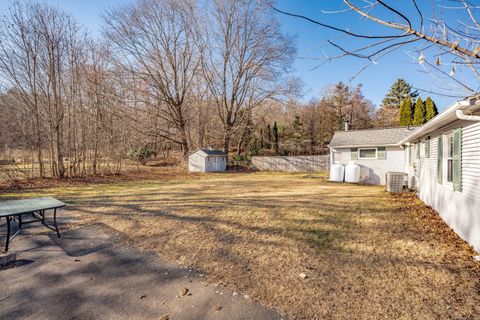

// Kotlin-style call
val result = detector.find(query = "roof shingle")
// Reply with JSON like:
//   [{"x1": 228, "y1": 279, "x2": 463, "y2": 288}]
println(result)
[
  {"x1": 329, "y1": 127, "x2": 418, "y2": 148},
  {"x1": 196, "y1": 149, "x2": 227, "y2": 156}
]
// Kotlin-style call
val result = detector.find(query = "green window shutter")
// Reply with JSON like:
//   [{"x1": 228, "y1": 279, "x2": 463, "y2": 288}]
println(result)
[
  {"x1": 416, "y1": 143, "x2": 420, "y2": 159},
  {"x1": 351, "y1": 148, "x2": 358, "y2": 160},
  {"x1": 437, "y1": 136, "x2": 443, "y2": 184},
  {"x1": 453, "y1": 128, "x2": 462, "y2": 192},
  {"x1": 426, "y1": 138, "x2": 430, "y2": 158},
  {"x1": 377, "y1": 147, "x2": 386, "y2": 159}
]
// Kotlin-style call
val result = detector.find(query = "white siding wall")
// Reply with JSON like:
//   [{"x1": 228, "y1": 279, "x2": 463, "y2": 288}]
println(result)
[
  {"x1": 405, "y1": 143, "x2": 419, "y2": 189},
  {"x1": 188, "y1": 153, "x2": 205, "y2": 172},
  {"x1": 189, "y1": 152, "x2": 227, "y2": 172},
  {"x1": 204, "y1": 156, "x2": 227, "y2": 172},
  {"x1": 330, "y1": 146, "x2": 406, "y2": 185},
  {"x1": 415, "y1": 120, "x2": 480, "y2": 252}
]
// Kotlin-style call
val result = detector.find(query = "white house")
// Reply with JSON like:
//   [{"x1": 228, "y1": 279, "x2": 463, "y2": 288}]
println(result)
[
  {"x1": 188, "y1": 149, "x2": 227, "y2": 173},
  {"x1": 329, "y1": 127, "x2": 417, "y2": 185},
  {"x1": 329, "y1": 95, "x2": 480, "y2": 252},
  {"x1": 399, "y1": 95, "x2": 480, "y2": 252}
]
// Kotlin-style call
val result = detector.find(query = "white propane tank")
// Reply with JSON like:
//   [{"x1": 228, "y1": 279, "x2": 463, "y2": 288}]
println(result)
[
  {"x1": 329, "y1": 162, "x2": 345, "y2": 182},
  {"x1": 345, "y1": 161, "x2": 361, "y2": 183}
]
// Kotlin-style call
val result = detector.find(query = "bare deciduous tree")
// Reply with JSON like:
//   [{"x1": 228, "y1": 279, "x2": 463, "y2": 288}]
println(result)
[
  {"x1": 200, "y1": 0, "x2": 295, "y2": 159},
  {"x1": 0, "y1": 1, "x2": 86, "y2": 178},
  {"x1": 103, "y1": 0, "x2": 201, "y2": 157}
]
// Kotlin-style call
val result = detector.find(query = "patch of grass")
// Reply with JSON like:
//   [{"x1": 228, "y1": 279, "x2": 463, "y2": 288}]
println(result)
[{"x1": 2, "y1": 172, "x2": 480, "y2": 319}]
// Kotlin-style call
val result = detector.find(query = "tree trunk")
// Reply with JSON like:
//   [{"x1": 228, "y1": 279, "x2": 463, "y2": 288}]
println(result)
[
  {"x1": 236, "y1": 123, "x2": 248, "y2": 155},
  {"x1": 56, "y1": 123, "x2": 65, "y2": 179},
  {"x1": 223, "y1": 125, "x2": 232, "y2": 164},
  {"x1": 178, "y1": 113, "x2": 189, "y2": 158},
  {"x1": 180, "y1": 132, "x2": 189, "y2": 158}
]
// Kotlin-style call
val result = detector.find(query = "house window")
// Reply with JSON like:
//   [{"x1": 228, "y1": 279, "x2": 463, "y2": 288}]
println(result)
[
  {"x1": 445, "y1": 133, "x2": 454, "y2": 183},
  {"x1": 359, "y1": 148, "x2": 377, "y2": 159}
]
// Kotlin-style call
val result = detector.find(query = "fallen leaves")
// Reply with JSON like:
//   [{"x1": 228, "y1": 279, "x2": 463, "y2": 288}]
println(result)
[{"x1": 14, "y1": 172, "x2": 480, "y2": 319}]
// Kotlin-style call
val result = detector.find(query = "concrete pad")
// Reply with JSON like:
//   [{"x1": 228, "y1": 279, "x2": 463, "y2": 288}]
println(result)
[
  {"x1": 0, "y1": 252, "x2": 16, "y2": 266},
  {"x1": 0, "y1": 224, "x2": 285, "y2": 320}
]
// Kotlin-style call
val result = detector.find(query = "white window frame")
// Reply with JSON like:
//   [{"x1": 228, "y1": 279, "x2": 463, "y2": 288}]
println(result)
[
  {"x1": 443, "y1": 132, "x2": 454, "y2": 188},
  {"x1": 419, "y1": 141, "x2": 425, "y2": 158},
  {"x1": 358, "y1": 148, "x2": 377, "y2": 159}
]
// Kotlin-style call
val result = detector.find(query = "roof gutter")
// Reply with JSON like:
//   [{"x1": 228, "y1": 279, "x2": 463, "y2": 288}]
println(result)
[
  {"x1": 456, "y1": 109, "x2": 480, "y2": 121},
  {"x1": 330, "y1": 144, "x2": 400, "y2": 149}
]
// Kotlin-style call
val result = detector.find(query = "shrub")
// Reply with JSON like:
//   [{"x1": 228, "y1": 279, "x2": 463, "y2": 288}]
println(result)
[
  {"x1": 127, "y1": 146, "x2": 156, "y2": 165},
  {"x1": 233, "y1": 154, "x2": 251, "y2": 167}
]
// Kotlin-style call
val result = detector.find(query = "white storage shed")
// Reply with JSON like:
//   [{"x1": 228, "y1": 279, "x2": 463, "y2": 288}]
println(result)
[{"x1": 188, "y1": 149, "x2": 227, "y2": 173}]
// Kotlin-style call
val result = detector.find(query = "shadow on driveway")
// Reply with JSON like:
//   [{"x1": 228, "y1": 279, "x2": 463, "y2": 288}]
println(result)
[{"x1": 0, "y1": 224, "x2": 284, "y2": 320}]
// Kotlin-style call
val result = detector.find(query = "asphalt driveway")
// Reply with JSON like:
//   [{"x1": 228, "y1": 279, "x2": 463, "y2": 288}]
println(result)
[{"x1": 0, "y1": 223, "x2": 283, "y2": 320}]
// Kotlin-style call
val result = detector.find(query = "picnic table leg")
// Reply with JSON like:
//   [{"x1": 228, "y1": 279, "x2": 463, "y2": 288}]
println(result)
[
  {"x1": 4, "y1": 216, "x2": 11, "y2": 252},
  {"x1": 53, "y1": 208, "x2": 61, "y2": 238}
]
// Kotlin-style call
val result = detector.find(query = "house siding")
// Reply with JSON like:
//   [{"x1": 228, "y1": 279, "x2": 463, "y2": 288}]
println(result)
[
  {"x1": 414, "y1": 119, "x2": 480, "y2": 252},
  {"x1": 188, "y1": 153, "x2": 205, "y2": 172},
  {"x1": 330, "y1": 146, "x2": 405, "y2": 185}
]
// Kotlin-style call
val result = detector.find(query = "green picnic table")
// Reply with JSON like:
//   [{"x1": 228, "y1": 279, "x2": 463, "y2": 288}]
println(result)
[{"x1": 0, "y1": 197, "x2": 66, "y2": 252}]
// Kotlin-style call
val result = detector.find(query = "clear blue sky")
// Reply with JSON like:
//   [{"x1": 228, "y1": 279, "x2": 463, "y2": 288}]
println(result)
[
  {"x1": 274, "y1": 0, "x2": 475, "y2": 110},
  {"x1": 0, "y1": 0, "x2": 473, "y2": 110}
]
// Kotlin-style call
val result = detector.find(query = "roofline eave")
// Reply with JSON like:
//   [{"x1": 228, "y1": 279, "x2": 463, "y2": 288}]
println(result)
[{"x1": 329, "y1": 144, "x2": 401, "y2": 149}]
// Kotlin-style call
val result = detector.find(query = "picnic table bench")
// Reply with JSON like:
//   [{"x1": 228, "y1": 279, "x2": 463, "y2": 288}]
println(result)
[{"x1": 0, "y1": 197, "x2": 65, "y2": 252}]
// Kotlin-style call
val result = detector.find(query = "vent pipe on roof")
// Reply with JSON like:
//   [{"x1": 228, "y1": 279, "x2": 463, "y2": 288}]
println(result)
[{"x1": 344, "y1": 121, "x2": 349, "y2": 131}]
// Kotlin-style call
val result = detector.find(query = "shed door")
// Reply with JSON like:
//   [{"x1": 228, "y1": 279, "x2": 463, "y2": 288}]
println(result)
[
  {"x1": 211, "y1": 157, "x2": 216, "y2": 171},
  {"x1": 212, "y1": 157, "x2": 224, "y2": 171}
]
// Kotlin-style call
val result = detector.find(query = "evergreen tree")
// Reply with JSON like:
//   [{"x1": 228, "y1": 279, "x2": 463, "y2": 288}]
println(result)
[
  {"x1": 381, "y1": 79, "x2": 418, "y2": 108},
  {"x1": 425, "y1": 97, "x2": 438, "y2": 121},
  {"x1": 272, "y1": 122, "x2": 279, "y2": 154},
  {"x1": 284, "y1": 115, "x2": 304, "y2": 155},
  {"x1": 326, "y1": 81, "x2": 351, "y2": 130},
  {"x1": 266, "y1": 124, "x2": 272, "y2": 149},
  {"x1": 259, "y1": 128, "x2": 265, "y2": 149},
  {"x1": 412, "y1": 97, "x2": 426, "y2": 125},
  {"x1": 249, "y1": 138, "x2": 259, "y2": 156},
  {"x1": 399, "y1": 99, "x2": 414, "y2": 126}
]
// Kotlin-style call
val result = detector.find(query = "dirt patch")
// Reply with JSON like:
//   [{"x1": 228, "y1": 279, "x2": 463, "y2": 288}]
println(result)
[{"x1": 4, "y1": 173, "x2": 480, "y2": 319}]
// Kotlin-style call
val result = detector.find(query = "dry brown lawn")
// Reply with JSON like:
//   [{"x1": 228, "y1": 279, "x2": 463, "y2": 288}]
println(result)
[{"x1": 2, "y1": 172, "x2": 480, "y2": 319}]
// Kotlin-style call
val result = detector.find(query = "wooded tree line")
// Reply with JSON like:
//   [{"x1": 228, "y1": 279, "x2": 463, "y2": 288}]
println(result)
[
  {"x1": 249, "y1": 81, "x2": 376, "y2": 156},
  {"x1": 0, "y1": 1, "x2": 441, "y2": 179},
  {"x1": 0, "y1": 0, "x2": 295, "y2": 178},
  {"x1": 249, "y1": 79, "x2": 437, "y2": 157},
  {"x1": 377, "y1": 79, "x2": 438, "y2": 128}
]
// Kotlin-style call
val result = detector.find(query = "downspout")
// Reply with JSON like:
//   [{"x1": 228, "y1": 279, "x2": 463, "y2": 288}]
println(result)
[{"x1": 456, "y1": 109, "x2": 480, "y2": 121}]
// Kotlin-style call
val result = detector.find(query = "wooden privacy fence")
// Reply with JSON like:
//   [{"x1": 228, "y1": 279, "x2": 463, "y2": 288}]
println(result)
[{"x1": 252, "y1": 155, "x2": 330, "y2": 172}]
